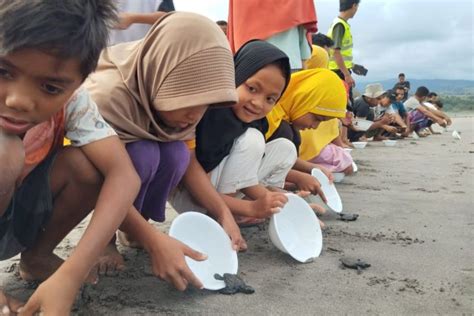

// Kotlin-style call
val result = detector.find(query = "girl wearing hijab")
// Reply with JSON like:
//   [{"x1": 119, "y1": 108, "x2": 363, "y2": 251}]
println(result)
[
  {"x1": 265, "y1": 68, "x2": 347, "y2": 195},
  {"x1": 170, "y1": 40, "x2": 296, "y2": 226},
  {"x1": 299, "y1": 46, "x2": 354, "y2": 174},
  {"x1": 85, "y1": 12, "x2": 244, "y2": 290}
]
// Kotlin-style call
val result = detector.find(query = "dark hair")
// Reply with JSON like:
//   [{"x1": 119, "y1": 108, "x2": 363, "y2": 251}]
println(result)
[
  {"x1": 312, "y1": 33, "x2": 334, "y2": 48},
  {"x1": 433, "y1": 100, "x2": 443, "y2": 108},
  {"x1": 216, "y1": 20, "x2": 228, "y2": 26},
  {"x1": 158, "y1": 0, "x2": 175, "y2": 12},
  {"x1": 340, "y1": 0, "x2": 360, "y2": 12},
  {"x1": 0, "y1": 0, "x2": 117, "y2": 79},
  {"x1": 415, "y1": 86, "x2": 430, "y2": 97},
  {"x1": 385, "y1": 89, "x2": 397, "y2": 103},
  {"x1": 427, "y1": 92, "x2": 438, "y2": 98},
  {"x1": 398, "y1": 73, "x2": 405, "y2": 77}
]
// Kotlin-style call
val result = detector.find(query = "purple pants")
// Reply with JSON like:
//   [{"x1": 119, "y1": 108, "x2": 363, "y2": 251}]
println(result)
[{"x1": 126, "y1": 140, "x2": 190, "y2": 222}]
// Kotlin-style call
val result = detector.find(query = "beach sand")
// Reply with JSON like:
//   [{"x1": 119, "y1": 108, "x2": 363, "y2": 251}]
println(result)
[{"x1": 1, "y1": 116, "x2": 473, "y2": 315}]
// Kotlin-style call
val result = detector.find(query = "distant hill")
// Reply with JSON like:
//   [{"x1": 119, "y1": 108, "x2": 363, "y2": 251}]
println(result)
[{"x1": 357, "y1": 79, "x2": 474, "y2": 96}]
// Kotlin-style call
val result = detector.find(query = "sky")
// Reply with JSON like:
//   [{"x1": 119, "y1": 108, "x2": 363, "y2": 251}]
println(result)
[{"x1": 173, "y1": 0, "x2": 474, "y2": 82}]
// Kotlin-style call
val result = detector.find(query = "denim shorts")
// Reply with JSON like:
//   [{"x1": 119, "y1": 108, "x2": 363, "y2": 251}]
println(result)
[{"x1": 0, "y1": 153, "x2": 56, "y2": 260}]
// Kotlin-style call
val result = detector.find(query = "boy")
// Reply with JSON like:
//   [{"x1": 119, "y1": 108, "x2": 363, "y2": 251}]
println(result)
[
  {"x1": 327, "y1": 0, "x2": 360, "y2": 103},
  {"x1": 0, "y1": 1, "x2": 141, "y2": 314},
  {"x1": 404, "y1": 86, "x2": 446, "y2": 136},
  {"x1": 393, "y1": 73, "x2": 410, "y2": 101}
]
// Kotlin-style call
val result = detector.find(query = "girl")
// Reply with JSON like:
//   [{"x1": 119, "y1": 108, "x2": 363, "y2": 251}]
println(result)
[
  {"x1": 265, "y1": 68, "x2": 348, "y2": 192},
  {"x1": 170, "y1": 40, "x2": 295, "y2": 226},
  {"x1": 86, "y1": 12, "x2": 244, "y2": 290},
  {"x1": 299, "y1": 45, "x2": 354, "y2": 174}
]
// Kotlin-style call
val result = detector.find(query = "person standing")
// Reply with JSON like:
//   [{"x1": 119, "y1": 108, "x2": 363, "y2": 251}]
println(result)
[
  {"x1": 393, "y1": 73, "x2": 411, "y2": 101},
  {"x1": 327, "y1": 0, "x2": 360, "y2": 103}
]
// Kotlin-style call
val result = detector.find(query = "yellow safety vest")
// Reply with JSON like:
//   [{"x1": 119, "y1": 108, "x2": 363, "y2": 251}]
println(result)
[{"x1": 327, "y1": 17, "x2": 353, "y2": 71}]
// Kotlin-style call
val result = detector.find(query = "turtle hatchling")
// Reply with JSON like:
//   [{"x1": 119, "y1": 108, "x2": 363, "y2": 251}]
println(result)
[
  {"x1": 214, "y1": 273, "x2": 255, "y2": 295},
  {"x1": 340, "y1": 257, "x2": 371, "y2": 274}
]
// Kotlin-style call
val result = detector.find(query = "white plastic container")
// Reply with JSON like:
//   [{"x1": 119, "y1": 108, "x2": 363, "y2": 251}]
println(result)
[
  {"x1": 306, "y1": 168, "x2": 343, "y2": 213},
  {"x1": 333, "y1": 172, "x2": 345, "y2": 183},
  {"x1": 269, "y1": 193, "x2": 322, "y2": 262},
  {"x1": 169, "y1": 212, "x2": 238, "y2": 290},
  {"x1": 383, "y1": 140, "x2": 398, "y2": 147},
  {"x1": 352, "y1": 118, "x2": 373, "y2": 131},
  {"x1": 352, "y1": 141, "x2": 368, "y2": 149}
]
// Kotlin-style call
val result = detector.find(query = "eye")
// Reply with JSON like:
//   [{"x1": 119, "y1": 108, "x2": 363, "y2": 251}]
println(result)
[
  {"x1": 247, "y1": 84, "x2": 257, "y2": 93},
  {"x1": 41, "y1": 83, "x2": 64, "y2": 95},
  {"x1": 266, "y1": 96, "x2": 277, "y2": 105},
  {"x1": 0, "y1": 67, "x2": 13, "y2": 79}
]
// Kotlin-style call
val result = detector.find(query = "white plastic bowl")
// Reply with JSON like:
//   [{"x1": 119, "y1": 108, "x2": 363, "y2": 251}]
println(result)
[
  {"x1": 307, "y1": 168, "x2": 343, "y2": 213},
  {"x1": 169, "y1": 212, "x2": 238, "y2": 290},
  {"x1": 269, "y1": 193, "x2": 322, "y2": 262},
  {"x1": 352, "y1": 119, "x2": 373, "y2": 131},
  {"x1": 352, "y1": 161, "x2": 358, "y2": 173},
  {"x1": 333, "y1": 172, "x2": 345, "y2": 183},
  {"x1": 344, "y1": 148, "x2": 353, "y2": 153},
  {"x1": 352, "y1": 141, "x2": 368, "y2": 149},
  {"x1": 452, "y1": 130, "x2": 462, "y2": 140},
  {"x1": 383, "y1": 140, "x2": 398, "y2": 147}
]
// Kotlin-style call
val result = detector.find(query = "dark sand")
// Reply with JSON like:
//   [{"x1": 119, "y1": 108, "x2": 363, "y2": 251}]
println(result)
[{"x1": 1, "y1": 117, "x2": 473, "y2": 315}]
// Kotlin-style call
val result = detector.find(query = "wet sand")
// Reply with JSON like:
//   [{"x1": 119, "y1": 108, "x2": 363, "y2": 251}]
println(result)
[{"x1": 1, "y1": 116, "x2": 473, "y2": 315}]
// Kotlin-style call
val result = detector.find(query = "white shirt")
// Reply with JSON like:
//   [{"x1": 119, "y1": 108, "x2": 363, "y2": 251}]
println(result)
[
  {"x1": 109, "y1": 0, "x2": 163, "y2": 45},
  {"x1": 403, "y1": 96, "x2": 422, "y2": 112}
]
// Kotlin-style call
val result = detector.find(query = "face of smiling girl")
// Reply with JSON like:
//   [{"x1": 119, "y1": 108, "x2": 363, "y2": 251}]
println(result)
[{"x1": 232, "y1": 64, "x2": 286, "y2": 123}]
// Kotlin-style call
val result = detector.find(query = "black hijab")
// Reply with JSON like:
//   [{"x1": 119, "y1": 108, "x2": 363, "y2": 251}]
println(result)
[{"x1": 196, "y1": 40, "x2": 291, "y2": 172}]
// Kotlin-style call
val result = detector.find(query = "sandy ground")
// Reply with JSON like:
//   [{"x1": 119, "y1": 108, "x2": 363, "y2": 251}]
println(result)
[{"x1": 1, "y1": 116, "x2": 473, "y2": 315}]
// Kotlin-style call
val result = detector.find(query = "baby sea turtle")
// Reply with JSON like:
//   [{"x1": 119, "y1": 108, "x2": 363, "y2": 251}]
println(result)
[
  {"x1": 338, "y1": 213, "x2": 359, "y2": 221},
  {"x1": 340, "y1": 257, "x2": 371, "y2": 274},
  {"x1": 214, "y1": 273, "x2": 255, "y2": 295}
]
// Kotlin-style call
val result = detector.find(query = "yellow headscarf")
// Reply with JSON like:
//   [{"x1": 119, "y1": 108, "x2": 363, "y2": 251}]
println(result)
[
  {"x1": 265, "y1": 68, "x2": 346, "y2": 139},
  {"x1": 299, "y1": 46, "x2": 340, "y2": 160},
  {"x1": 305, "y1": 45, "x2": 329, "y2": 69}
]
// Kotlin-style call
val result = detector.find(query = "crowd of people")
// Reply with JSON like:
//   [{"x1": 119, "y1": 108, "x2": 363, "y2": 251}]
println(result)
[{"x1": 0, "y1": 0, "x2": 453, "y2": 314}]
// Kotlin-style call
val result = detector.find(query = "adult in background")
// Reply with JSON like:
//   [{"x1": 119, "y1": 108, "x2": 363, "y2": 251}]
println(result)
[
  {"x1": 327, "y1": 0, "x2": 360, "y2": 104},
  {"x1": 227, "y1": 0, "x2": 317, "y2": 72},
  {"x1": 110, "y1": 0, "x2": 175, "y2": 46},
  {"x1": 216, "y1": 20, "x2": 228, "y2": 35},
  {"x1": 393, "y1": 73, "x2": 410, "y2": 101}
]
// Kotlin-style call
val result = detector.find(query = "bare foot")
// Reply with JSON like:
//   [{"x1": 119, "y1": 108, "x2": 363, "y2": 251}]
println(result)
[
  {"x1": 117, "y1": 230, "x2": 143, "y2": 249},
  {"x1": 0, "y1": 290, "x2": 24, "y2": 315},
  {"x1": 309, "y1": 203, "x2": 326, "y2": 215},
  {"x1": 20, "y1": 251, "x2": 98, "y2": 284},
  {"x1": 95, "y1": 242, "x2": 125, "y2": 277},
  {"x1": 19, "y1": 251, "x2": 64, "y2": 283}
]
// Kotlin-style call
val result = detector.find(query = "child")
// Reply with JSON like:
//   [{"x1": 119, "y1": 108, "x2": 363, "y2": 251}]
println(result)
[
  {"x1": 0, "y1": 1, "x2": 141, "y2": 314},
  {"x1": 86, "y1": 12, "x2": 246, "y2": 285},
  {"x1": 170, "y1": 40, "x2": 295, "y2": 226},
  {"x1": 265, "y1": 68, "x2": 347, "y2": 195},
  {"x1": 404, "y1": 86, "x2": 446, "y2": 136}
]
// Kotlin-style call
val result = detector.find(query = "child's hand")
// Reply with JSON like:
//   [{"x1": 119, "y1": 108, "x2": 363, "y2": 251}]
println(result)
[
  {"x1": 293, "y1": 173, "x2": 327, "y2": 203},
  {"x1": 217, "y1": 213, "x2": 248, "y2": 251},
  {"x1": 252, "y1": 192, "x2": 288, "y2": 218},
  {"x1": 315, "y1": 165, "x2": 334, "y2": 184},
  {"x1": 384, "y1": 125, "x2": 398, "y2": 133},
  {"x1": 18, "y1": 270, "x2": 79, "y2": 316},
  {"x1": 148, "y1": 234, "x2": 206, "y2": 291},
  {"x1": 0, "y1": 290, "x2": 23, "y2": 315},
  {"x1": 114, "y1": 13, "x2": 134, "y2": 30}
]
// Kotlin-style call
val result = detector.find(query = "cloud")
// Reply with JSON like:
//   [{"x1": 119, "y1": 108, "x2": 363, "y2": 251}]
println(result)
[{"x1": 174, "y1": 0, "x2": 474, "y2": 81}]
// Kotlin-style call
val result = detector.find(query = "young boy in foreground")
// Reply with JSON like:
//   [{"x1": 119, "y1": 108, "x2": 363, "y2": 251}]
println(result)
[{"x1": 0, "y1": 1, "x2": 140, "y2": 314}]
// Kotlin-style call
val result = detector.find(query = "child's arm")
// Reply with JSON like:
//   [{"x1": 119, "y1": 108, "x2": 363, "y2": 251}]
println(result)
[
  {"x1": 119, "y1": 206, "x2": 205, "y2": 291},
  {"x1": 114, "y1": 11, "x2": 166, "y2": 30},
  {"x1": 182, "y1": 151, "x2": 246, "y2": 250},
  {"x1": 285, "y1": 169, "x2": 327, "y2": 202},
  {"x1": 20, "y1": 136, "x2": 140, "y2": 315},
  {"x1": 293, "y1": 158, "x2": 334, "y2": 183},
  {"x1": 0, "y1": 131, "x2": 24, "y2": 215}
]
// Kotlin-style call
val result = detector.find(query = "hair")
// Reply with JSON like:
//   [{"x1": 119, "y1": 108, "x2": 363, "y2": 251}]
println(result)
[
  {"x1": 312, "y1": 33, "x2": 334, "y2": 48},
  {"x1": 415, "y1": 86, "x2": 430, "y2": 97},
  {"x1": 340, "y1": 0, "x2": 360, "y2": 12},
  {"x1": 385, "y1": 89, "x2": 397, "y2": 103},
  {"x1": 427, "y1": 92, "x2": 438, "y2": 98},
  {"x1": 398, "y1": 73, "x2": 405, "y2": 77},
  {"x1": 0, "y1": 0, "x2": 117, "y2": 79},
  {"x1": 433, "y1": 100, "x2": 443, "y2": 109},
  {"x1": 216, "y1": 20, "x2": 228, "y2": 26}
]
